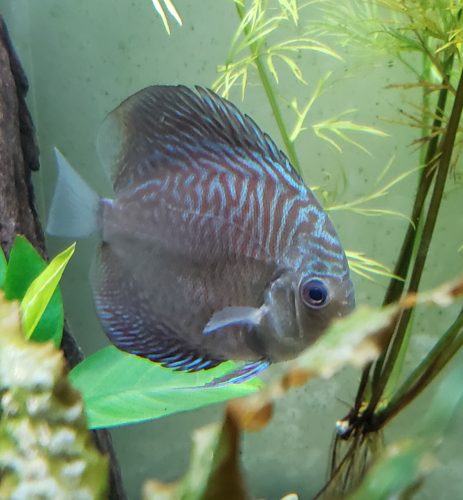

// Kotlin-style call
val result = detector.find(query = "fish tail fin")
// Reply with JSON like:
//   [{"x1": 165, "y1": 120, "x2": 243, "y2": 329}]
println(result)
[{"x1": 46, "y1": 147, "x2": 100, "y2": 238}]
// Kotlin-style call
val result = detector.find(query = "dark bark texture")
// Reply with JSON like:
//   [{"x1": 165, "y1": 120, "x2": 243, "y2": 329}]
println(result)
[{"x1": 0, "y1": 16, "x2": 127, "y2": 500}]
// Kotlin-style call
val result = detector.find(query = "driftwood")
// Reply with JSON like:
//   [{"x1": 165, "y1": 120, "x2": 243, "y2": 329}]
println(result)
[{"x1": 0, "y1": 16, "x2": 127, "y2": 500}]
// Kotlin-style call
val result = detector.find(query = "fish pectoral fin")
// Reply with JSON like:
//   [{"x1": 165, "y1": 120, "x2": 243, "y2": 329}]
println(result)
[
  {"x1": 205, "y1": 360, "x2": 270, "y2": 387},
  {"x1": 202, "y1": 305, "x2": 268, "y2": 336}
]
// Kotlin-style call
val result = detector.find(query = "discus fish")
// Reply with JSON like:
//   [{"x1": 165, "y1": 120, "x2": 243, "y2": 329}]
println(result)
[{"x1": 47, "y1": 85, "x2": 355, "y2": 385}]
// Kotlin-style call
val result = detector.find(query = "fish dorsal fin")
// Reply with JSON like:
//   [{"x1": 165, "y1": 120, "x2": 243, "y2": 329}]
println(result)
[{"x1": 97, "y1": 85, "x2": 301, "y2": 192}]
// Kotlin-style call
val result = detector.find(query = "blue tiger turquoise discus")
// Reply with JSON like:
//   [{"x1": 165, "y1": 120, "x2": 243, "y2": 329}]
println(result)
[{"x1": 47, "y1": 85, "x2": 355, "y2": 384}]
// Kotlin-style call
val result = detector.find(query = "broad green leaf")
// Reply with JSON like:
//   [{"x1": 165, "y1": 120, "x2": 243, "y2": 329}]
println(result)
[
  {"x1": 4, "y1": 236, "x2": 45, "y2": 299},
  {"x1": 3, "y1": 236, "x2": 65, "y2": 346},
  {"x1": 70, "y1": 347, "x2": 263, "y2": 429},
  {"x1": 26, "y1": 290, "x2": 63, "y2": 345},
  {"x1": 21, "y1": 243, "x2": 75, "y2": 340},
  {"x1": 0, "y1": 246, "x2": 6, "y2": 288}
]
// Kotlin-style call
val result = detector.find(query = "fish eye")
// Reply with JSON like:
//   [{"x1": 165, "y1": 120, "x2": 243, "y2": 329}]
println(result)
[{"x1": 300, "y1": 278, "x2": 330, "y2": 309}]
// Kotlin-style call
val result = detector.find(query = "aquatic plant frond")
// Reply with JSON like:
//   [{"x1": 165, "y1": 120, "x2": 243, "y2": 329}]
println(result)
[
  {"x1": 308, "y1": 166, "x2": 349, "y2": 208},
  {"x1": 315, "y1": 0, "x2": 463, "y2": 81},
  {"x1": 150, "y1": 0, "x2": 182, "y2": 34},
  {"x1": 385, "y1": 80, "x2": 454, "y2": 95},
  {"x1": 375, "y1": 155, "x2": 395, "y2": 184},
  {"x1": 289, "y1": 71, "x2": 332, "y2": 141},
  {"x1": 266, "y1": 38, "x2": 341, "y2": 85},
  {"x1": 278, "y1": 0, "x2": 300, "y2": 25},
  {"x1": 214, "y1": 58, "x2": 252, "y2": 100},
  {"x1": 435, "y1": 26, "x2": 463, "y2": 54},
  {"x1": 382, "y1": 97, "x2": 451, "y2": 149},
  {"x1": 213, "y1": 0, "x2": 340, "y2": 99},
  {"x1": 312, "y1": 109, "x2": 388, "y2": 154},
  {"x1": 327, "y1": 163, "x2": 424, "y2": 226},
  {"x1": 341, "y1": 208, "x2": 414, "y2": 226},
  {"x1": 346, "y1": 251, "x2": 403, "y2": 282},
  {"x1": 214, "y1": 0, "x2": 387, "y2": 179},
  {"x1": 333, "y1": 162, "x2": 424, "y2": 206}
]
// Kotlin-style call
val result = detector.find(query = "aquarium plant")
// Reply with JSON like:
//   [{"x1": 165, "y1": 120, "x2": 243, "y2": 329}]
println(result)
[
  {"x1": 199, "y1": 0, "x2": 463, "y2": 497},
  {"x1": 0, "y1": 237, "x2": 108, "y2": 498},
  {"x1": 1, "y1": 0, "x2": 462, "y2": 497},
  {"x1": 142, "y1": 0, "x2": 463, "y2": 496}
]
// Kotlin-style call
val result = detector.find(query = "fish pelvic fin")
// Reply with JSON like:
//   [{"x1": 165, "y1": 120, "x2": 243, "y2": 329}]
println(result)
[
  {"x1": 46, "y1": 147, "x2": 100, "y2": 238},
  {"x1": 205, "y1": 360, "x2": 270, "y2": 387}
]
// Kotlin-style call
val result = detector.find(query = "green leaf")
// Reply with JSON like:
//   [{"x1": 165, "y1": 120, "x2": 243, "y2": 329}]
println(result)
[
  {"x1": 3, "y1": 236, "x2": 65, "y2": 346},
  {"x1": 21, "y1": 243, "x2": 75, "y2": 341},
  {"x1": 27, "y1": 290, "x2": 64, "y2": 345},
  {"x1": 70, "y1": 346, "x2": 263, "y2": 429},
  {"x1": 4, "y1": 236, "x2": 45, "y2": 300},
  {"x1": 0, "y1": 246, "x2": 6, "y2": 289}
]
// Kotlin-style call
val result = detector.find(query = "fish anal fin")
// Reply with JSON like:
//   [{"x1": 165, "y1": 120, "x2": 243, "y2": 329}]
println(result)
[{"x1": 153, "y1": 348, "x2": 221, "y2": 372}]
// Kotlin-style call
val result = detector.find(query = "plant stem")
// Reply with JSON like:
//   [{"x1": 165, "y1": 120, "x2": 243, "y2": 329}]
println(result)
[
  {"x1": 332, "y1": 38, "x2": 455, "y2": 434},
  {"x1": 383, "y1": 86, "x2": 449, "y2": 304},
  {"x1": 390, "y1": 307, "x2": 463, "y2": 411},
  {"x1": 354, "y1": 69, "x2": 453, "y2": 415},
  {"x1": 367, "y1": 65, "x2": 463, "y2": 421},
  {"x1": 363, "y1": 62, "x2": 455, "y2": 415},
  {"x1": 235, "y1": 1, "x2": 302, "y2": 174},
  {"x1": 383, "y1": 54, "x2": 454, "y2": 306},
  {"x1": 374, "y1": 307, "x2": 463, "y2": 427}
]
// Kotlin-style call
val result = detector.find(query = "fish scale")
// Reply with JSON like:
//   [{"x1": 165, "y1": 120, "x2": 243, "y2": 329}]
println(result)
[{"x1": 47, "y1": 85, "x2": 355, "y2": 385}]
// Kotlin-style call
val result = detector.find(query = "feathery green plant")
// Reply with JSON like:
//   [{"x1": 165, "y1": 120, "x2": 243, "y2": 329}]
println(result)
[
  {"x1": 214, "y1": 0, "x2": 407, "y2": 282},
  {"x1": 208, "y1": 0, "x2": 463, "y2": 496},
  {"x1": 309, "y1": 1, "x2": 463, "y2": 496},
  {"x1": 213, "y1": 0, "x2": 382, "y2": 170}
]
